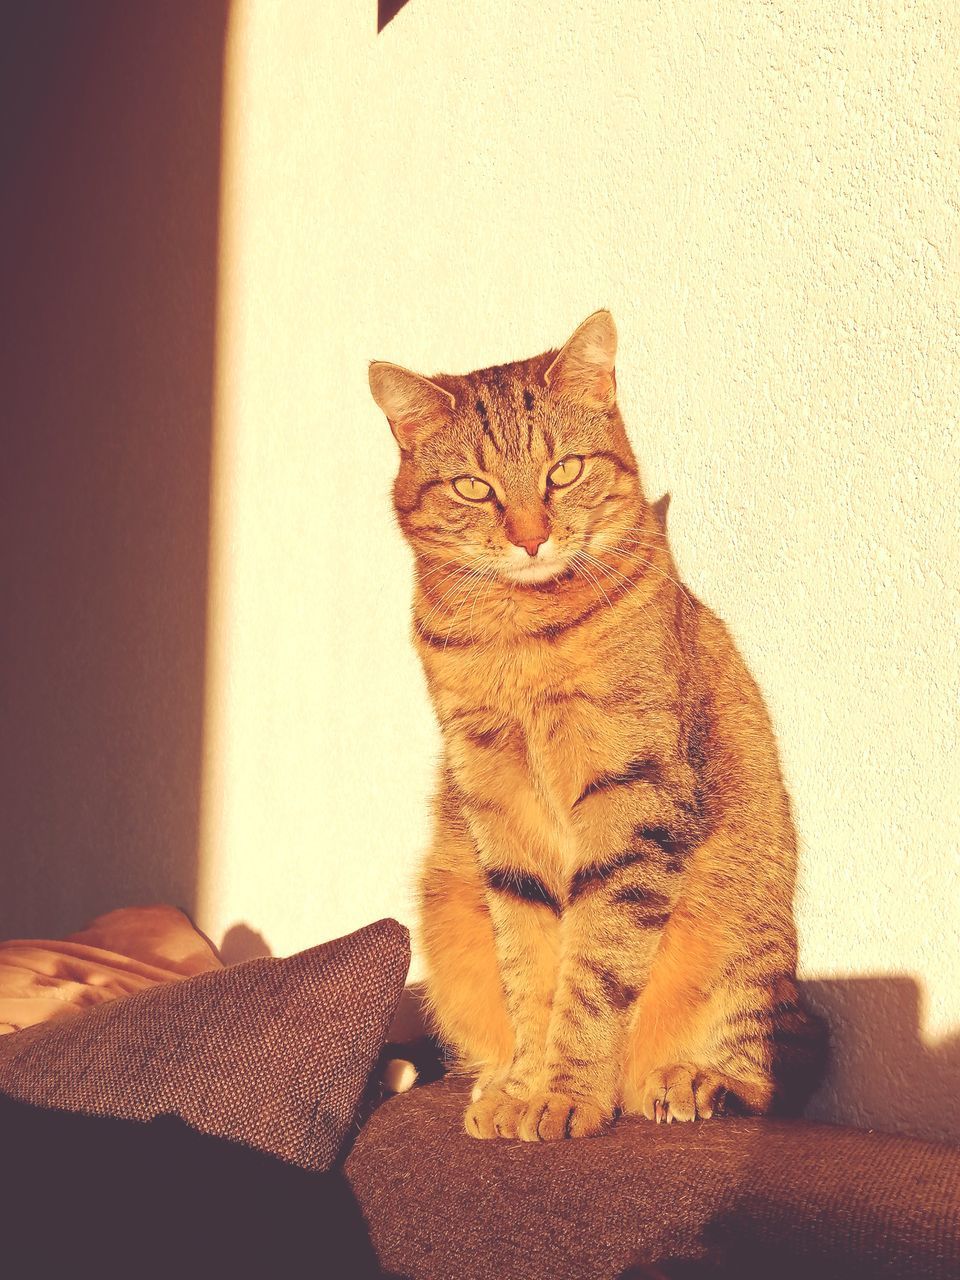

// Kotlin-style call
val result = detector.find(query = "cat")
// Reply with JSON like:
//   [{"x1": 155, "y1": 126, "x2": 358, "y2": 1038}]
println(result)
[{"x1": 368, "y1": 311, "x2": 827, "y2": 1140}]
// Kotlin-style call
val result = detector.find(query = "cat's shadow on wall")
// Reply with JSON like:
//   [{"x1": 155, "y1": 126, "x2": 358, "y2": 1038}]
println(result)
[
  {"x1": 389, "y1": 974, "x2": 960, "y2": 1145},
  {"x1": 218, "y1": 922, "x2": 273, "y2": 965},
  {"x1": 801, "y1": 975, "x2": 960, "y2": 1144}
]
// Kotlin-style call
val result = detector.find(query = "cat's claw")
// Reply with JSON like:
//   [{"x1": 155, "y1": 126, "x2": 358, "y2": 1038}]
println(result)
[{"x1": 653, "y1": 1099, "x2": 670, "y2": 1125}]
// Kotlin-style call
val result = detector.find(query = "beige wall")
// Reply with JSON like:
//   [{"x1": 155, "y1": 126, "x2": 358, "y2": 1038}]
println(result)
[{"x1": 201, "y1": 1, "x2": 959, "y2": 1141}]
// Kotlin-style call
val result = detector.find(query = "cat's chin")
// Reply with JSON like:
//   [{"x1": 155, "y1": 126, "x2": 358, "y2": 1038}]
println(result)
[{"x1": 503, "y1": 561, "x2": 572, "y2": 587}]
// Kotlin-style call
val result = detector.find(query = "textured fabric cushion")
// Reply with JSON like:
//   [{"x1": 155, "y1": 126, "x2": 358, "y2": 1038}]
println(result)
[
  {"x1": 346, "y1": 1077, "x2": 960, "y2": 1279},
  {"x1": 0, "y1": 918, "x2": 409, "y2": 1171}
]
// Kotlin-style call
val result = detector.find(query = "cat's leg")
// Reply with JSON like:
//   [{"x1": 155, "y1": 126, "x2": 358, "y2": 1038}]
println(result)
[
  {"x1": 460, "y1": 877, "x2": 564, "y2": 1137},
  {"x1": 423, "y1": 731, "x2": 565, "y2": 1138},
  {"x1": 622, "y1": 616, "x2": 829, "y2": 1122},
  {"x1": 622, "y1": 834, "x2": 827, "y2": 1122},
  {"x1": 443, "y1": 798, "x2": 565, "y2": 1139},
  {"x1": 629, "y1": 969, "x2": 827, "y2": 1122},
  {"x1": 502, "y1": 900, "x2": 660, "y2": 1139},
  {"x1": 628, "y1": 991, "x2": 826, "y2": 1122},
  {"x1": 499, "y1": 763, "x2": 704, "y2": 1141},
  {"x1": 419, "y1": 833, "x2": 514, "y2": 1085}
]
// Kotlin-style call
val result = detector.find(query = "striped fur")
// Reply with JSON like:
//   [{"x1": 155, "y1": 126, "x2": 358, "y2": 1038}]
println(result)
[{"x1": 370, "y1": 312, "x2": 826, "y2": 1141}]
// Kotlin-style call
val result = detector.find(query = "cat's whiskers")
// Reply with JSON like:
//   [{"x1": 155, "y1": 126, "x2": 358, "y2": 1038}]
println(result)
[
  {"x1": 416, "y1": 562, "x2": 487, "y2": 638},
  {"x1": 414, "y1": 569, "x2": 471, "y2": 622},
  {"x1": 596, "y1": 531, "x2": 695, "y2": 602},
  {"x1": 441, "y1": 565, "x2": 493, "y2": 652},
  {"x1": 578, "y1": 545, "x2": 679, "y2": 603},
  {"x1": 574, "y1": 547, "x2": 639, "y2": 593},
  {"x1": 417, "y1": 554, "x2": 479, "y2": 589},
  {"x1": 613, "y1": 555, "x2": 694, "y2": 603},
  {"x1": 606, "y1": 520, "x2": 667, "y2": 545},
  {"x1": 468, "y1": 565, "x2": 501, "y2": 643},
  {"x1": 569, "y1": 552, "x2": 613, "y2": 611},
  {"x1": 416, "y1": 577, "x2": 483, "y2": 642},
  {"x1": 593, "y1": 530, "x2": 662, "y2": 559},
  {"x1": 575, "y1": 530, "x2": 660, "y2": 587},
  {"x1": 567, "y1": 555, "x2": 602, "y2": 609},
  {"x1": 417, "y1": 560, "x2": 459, "y2": 586}
]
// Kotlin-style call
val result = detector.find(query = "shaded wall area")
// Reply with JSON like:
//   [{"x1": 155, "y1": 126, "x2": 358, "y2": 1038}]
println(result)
[
  {"x1": 0, "y1": 2, "x2": 228, "y2": 937},
  {"x1": 803, "y1": 976, "x2": 960, "y2": 1146}
]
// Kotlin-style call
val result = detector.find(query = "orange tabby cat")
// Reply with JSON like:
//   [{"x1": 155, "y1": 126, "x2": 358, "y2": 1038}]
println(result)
[{"x1": 369, "y1": 311, "x2": 826, "y2": 1140}]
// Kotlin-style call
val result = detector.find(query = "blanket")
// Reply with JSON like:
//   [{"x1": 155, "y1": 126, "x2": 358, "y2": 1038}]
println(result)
[{"x1": 0, "y1": 905, "x2": 221, "y2": 1034}]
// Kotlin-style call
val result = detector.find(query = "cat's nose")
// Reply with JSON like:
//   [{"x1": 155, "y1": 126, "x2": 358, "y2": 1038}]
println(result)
[
  {"x1": 505, "y1": 508, "x2": 550, "y2": 557},
  {"x1": 517, "y1": 534, "x2": 547, "y2": 558}
]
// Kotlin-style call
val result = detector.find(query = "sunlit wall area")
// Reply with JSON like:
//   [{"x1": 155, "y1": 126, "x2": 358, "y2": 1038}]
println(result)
[{"x1": 201, "y1": 2, "x2": 958, "y2": 1139}]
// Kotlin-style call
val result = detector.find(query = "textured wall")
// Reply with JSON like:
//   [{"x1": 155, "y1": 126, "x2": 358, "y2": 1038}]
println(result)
[{"x1": 201, "y1": 1, "x2": 959, "y2": 1142}]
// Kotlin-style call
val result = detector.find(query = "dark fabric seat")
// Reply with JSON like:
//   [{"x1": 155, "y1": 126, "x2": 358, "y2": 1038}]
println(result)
[{"x1": 346, "y1": 1078, "x2": 960, "y2": 1280}]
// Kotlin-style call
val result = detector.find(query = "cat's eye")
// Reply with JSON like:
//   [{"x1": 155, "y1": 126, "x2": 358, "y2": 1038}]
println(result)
[
  {"x1": 547, "y1": 455, "x2": 584, "y2": 488},
  {"x1": 452, "y1": 476, "x2": 493, "y2": 502}
]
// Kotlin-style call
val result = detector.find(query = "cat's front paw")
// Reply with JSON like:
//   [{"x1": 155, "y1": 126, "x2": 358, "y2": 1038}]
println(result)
[
  {"x1": 634, "y1": 1063, "x2": 728, "y2": 1123},
  {"x1": 516, "y1": 1091, "x2": 612, "y2": 1142},
  {"x1": 464, "y1": 1088, "x2": 529, "y2": 1139}
]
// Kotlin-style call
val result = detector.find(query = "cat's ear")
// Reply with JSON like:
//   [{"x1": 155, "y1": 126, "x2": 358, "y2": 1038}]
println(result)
[
  {"x1": 651, "y1": 492, "x2": 671, "y2": 533},
  {"x1": 368, "y1": 361, "x2": 456, "y2": 450},
  {"x1": 544, "y1": 310, "x2": 618, "y2": 409}
]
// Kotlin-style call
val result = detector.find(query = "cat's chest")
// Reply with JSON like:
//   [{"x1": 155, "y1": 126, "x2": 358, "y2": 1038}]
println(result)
[{"x1": 468, "y1": 641, "x2": 623, "y2": 809}]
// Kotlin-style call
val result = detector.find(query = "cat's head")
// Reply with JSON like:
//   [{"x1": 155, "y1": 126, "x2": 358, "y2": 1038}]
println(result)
[{"x1": 369, "y1": 311, "x2": 643, "y2": 586}]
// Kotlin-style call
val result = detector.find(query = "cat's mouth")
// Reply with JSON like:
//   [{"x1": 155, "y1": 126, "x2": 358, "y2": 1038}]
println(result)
[
  {"x1": 501, "y1": 546, "x2": 573, "y2": 586},
  {"x1": 499, "y1": 532, "x2": 583, "y2": 586}
]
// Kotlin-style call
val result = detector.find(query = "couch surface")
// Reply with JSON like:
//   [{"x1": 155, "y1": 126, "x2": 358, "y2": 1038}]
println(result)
[{"x1": 346, "y1": 1077, "x2": 960, "y2": 1279}]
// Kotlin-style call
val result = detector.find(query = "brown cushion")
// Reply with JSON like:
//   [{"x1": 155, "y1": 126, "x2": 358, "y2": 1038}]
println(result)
[
  {"x1": 0, "y1": 917, "x2": 409, "y2": 1171},
  {"x1": 345, "y1": 1077, "x2": 960, "y2": 1279}
]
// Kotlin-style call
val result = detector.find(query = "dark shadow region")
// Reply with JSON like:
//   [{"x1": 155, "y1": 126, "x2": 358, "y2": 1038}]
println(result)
[
  {"x1": 0, "y1": 1, "x2": 230, "y2": 937},
  {"x1": 219, "y1": 921, "x2": 274, "y2": 965},
  {"x1": 378, "y1": 0, "x2": 412, "y2": 33},
  {"x1": 0, "y1": 1095, "x2": 395, "y2": 1280},
  {"x1": 802, "y1": 974, "x2": 960, "y2": 1145}
]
